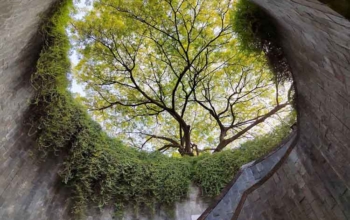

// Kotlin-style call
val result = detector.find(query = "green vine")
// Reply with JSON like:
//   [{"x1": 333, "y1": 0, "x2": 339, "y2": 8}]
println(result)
[{"x1": 29, "y1": 0, "x2": 295, "y2": 218}]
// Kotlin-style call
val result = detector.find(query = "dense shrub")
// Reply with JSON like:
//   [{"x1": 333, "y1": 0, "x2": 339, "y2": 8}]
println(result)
[{"x1": 231, "y1": 0, "x2": 292, "y2": 83}]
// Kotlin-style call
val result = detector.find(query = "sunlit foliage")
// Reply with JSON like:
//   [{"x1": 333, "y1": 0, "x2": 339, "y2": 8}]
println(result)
[{"x1": 73, "y1": 0, "x2": 294, "y2": 156}]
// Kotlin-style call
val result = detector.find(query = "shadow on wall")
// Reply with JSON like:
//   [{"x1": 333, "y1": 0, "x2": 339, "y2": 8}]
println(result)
[{"x1": 318, "y1": 0, "x2": 350, "y2": 19}]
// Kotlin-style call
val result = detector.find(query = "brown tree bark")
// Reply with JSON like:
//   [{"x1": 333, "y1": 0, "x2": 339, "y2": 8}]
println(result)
[{"x1": 214, "y1": 102, "x2": 289, "y2": 152}]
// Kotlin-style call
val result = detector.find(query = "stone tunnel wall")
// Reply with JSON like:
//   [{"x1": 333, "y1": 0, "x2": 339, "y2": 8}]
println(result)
[
  {"x1": 242, "y1": 0, "x2": 350, "y2": 219},
  {"x1": 0, "y1": 1, "x2": 72, "y2": 219},
  {"x1": 200, "y1": 0, "x2": 350, "y2": 219}
]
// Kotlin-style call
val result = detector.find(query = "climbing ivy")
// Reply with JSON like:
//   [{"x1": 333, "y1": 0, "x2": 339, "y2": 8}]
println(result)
[
  {"x1": 29, "y1": 0, "x2": 295, "y2": 218},
  {"x1": 231, "y1": 0, "x2": 292, "y2": 84}
]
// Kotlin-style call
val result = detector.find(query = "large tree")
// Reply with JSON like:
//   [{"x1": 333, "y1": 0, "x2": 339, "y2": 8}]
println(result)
[{"x1": 73, "y1": 0, "x2": 293, "y2": 156}]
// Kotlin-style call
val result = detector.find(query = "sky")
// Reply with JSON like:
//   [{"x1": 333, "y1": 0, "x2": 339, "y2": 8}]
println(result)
[{"x1": 68, "y1": 0, "x2": 93, "y2": 96}]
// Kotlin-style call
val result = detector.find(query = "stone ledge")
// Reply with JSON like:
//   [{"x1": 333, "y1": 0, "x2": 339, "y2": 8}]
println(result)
[{"x1": 199, "y1": 131, "x2": 298, "y2": 220}]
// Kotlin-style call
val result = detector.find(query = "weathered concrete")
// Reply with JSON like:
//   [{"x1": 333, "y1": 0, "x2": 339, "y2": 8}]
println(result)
[
  {"x1": 201, "y1": 0, "x2": 350, "y2": 219},
  {"x1": 201, "y1": 132, "x2": 297, "y2": 220},
  {"x1": 83, "y1": 186, "x2": 209, "y2": 220},
  {"x1": 122, "y1": 186, "x2": 209, "y2": 220}
]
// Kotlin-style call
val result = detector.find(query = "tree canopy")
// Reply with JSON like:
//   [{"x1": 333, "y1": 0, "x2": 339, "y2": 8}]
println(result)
[{"x1": 73, "y1": 0, "x2": 293, "y2": 156}]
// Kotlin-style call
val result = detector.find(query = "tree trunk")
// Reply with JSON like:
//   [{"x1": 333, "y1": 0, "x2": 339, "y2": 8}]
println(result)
[
  {"x1": 215, "y1": 127, "x2": 229, "y2": 152},
  {"x1": 180, "y1": 125, "x2": 194, "y2": 156},
  {"x1": 219, "y1": 128, "x2": 227, "y2": 142},
  {"x1": 182, "y1": 125, "x2": 194, "y2": 156},
  {"x1": 214, "y1": 140, "x2": 230, "y2": 153}
]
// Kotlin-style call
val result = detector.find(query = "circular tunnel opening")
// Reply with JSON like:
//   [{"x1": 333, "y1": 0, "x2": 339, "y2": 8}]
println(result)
[{"x1": 28, "y1": 0, "x2": 298, "y2": 218}]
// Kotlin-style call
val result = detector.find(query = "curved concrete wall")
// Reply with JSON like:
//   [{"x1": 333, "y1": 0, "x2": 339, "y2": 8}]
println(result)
[{"x1": 201, "y1": 0, "x2": 350, "y2": 219}]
